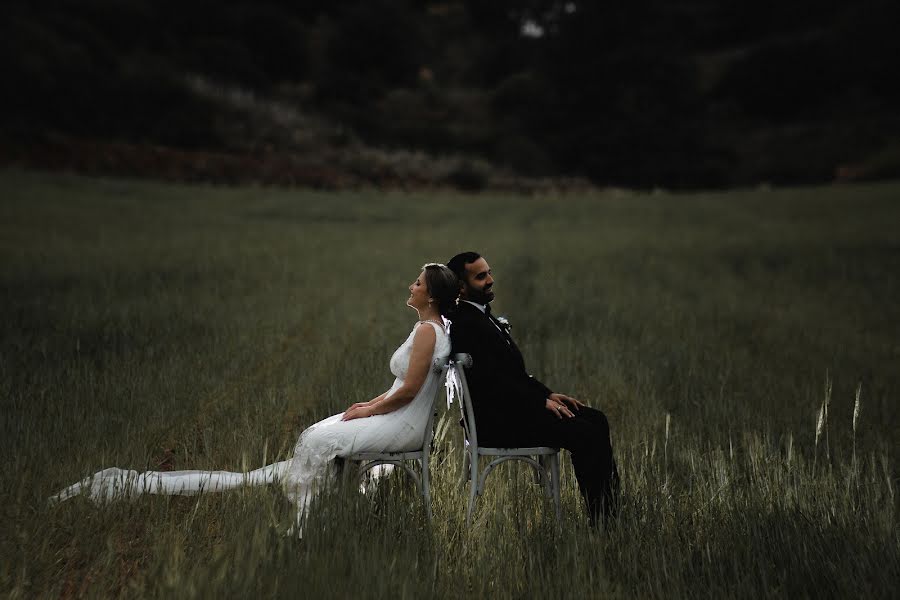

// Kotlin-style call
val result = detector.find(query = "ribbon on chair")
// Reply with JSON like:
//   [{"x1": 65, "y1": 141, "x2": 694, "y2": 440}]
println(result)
[{"x1": 445, "y1": 363, "x2": 462, "y2": 409}]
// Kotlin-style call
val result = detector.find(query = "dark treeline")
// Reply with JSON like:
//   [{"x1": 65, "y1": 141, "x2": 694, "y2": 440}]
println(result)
[{"x1": 3, "y1": 0, "x2": 899, "y2": 188}]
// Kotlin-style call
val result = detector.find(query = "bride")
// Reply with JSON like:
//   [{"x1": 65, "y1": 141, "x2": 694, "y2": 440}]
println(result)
[{"x1": 51, "y1": 263, "x2": 458, "y2": 525}]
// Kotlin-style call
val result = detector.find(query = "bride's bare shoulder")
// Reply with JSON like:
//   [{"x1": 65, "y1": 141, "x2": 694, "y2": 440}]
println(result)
[
  {"x1": 411, "y1": 322, "x2": 438, "y2": 347},
  {"x1": 413, "y1": 321, "x2": 438, "y2": 337}
]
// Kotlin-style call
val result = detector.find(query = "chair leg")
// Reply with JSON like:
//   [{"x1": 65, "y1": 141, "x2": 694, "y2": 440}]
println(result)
[
  {"x1": 538, "y1": 455, "x2": 552, "y2": 497},
  {"x1": 421, "y1": 457, "x2": 432, "y2": 523},
  {"x1": 466, "y1": 453, "x2": 478, "y2": 526},
  {"x1": 551, "y1": 453, "x2": 561, "y2": 524},
  {"x1": 459, "y1": 443, "x2": 470, "y2": 487}
]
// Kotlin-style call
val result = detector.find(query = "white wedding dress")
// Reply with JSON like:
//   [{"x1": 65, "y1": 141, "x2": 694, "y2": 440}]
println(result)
[{"x1": 51, "y1": 321, "x2": 451, "y2": 522}]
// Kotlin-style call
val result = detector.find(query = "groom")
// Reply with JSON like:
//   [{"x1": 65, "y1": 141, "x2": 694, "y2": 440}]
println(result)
[{"x1": 447, "y1": 251, "x2": 619, "y2": 524}]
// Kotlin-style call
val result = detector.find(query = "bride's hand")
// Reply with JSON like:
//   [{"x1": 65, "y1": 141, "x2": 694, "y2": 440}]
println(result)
[
  {"x1": 344, "y1": 402, "x2": 368, "y2": 413},
  {"x1": 342, "y1": 405, "x2": 375, "y2": 421}
]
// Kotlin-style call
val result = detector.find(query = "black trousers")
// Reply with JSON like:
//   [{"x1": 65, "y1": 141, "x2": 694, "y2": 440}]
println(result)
[{"x1": 480, "y1": 405, "x2": 619, "y2": 524}]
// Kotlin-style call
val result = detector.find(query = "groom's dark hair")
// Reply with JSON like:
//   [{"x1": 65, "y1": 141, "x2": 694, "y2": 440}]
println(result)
[{"x1": 447, "y1": 251, "x2": 481, "y2": 281}]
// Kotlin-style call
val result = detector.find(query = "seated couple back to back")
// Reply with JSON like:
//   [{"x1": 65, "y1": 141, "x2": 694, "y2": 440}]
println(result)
[{"x1": 52, "y1": 254, "x2": 619, "y2": 526}]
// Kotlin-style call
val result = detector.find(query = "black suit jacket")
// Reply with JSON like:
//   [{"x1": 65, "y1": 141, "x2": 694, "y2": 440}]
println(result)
[{"x1": 449, "y1": 301, "x2": 552, "y2": 440}]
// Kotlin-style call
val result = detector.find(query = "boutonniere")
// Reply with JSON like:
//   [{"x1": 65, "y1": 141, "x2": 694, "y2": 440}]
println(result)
[{"x1": 496, "y1": 316, "x2": 511, "y2": 332}]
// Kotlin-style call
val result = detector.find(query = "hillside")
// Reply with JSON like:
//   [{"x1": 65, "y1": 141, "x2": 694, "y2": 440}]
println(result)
[{"x1": 3, "y1": 0, "x2": 899, "y2": 188}]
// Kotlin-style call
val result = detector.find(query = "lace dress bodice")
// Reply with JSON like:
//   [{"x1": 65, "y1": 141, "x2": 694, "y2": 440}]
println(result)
[
  {"x1": 389, "y1": 334, "x2": 412, "y2": 379},
  {"x1": 389, "y1": 321, "x2": 448, "y2": 379}
]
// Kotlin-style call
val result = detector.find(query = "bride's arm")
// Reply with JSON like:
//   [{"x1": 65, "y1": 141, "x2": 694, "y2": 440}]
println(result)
[
  {"x1": 342, "y1": 325, "x2": 437, "y2": 420},
  {"x1": 343, "y1": 391, "x2": 388, "y2": 414}
]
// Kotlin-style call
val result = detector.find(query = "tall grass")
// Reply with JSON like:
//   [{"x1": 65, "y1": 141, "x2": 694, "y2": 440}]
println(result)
[{"x1": 1, "y1": 170, "x2": 897, "y2": 598}]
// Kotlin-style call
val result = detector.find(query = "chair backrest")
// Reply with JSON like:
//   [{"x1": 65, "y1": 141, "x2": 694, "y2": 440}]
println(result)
[
  {"x1": 451, "y1": 353, "x2": 479, "y2": 451},
  {"x1": 420, "y1": 359, "x2": 450, "y2": 451}
]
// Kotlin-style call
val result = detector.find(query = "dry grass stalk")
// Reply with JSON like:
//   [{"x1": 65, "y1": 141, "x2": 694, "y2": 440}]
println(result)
[
  {"x1": 665, "y1": 413, "x2": 671, "y2": 447},
  {"x1": 852, "y1": 382, "x2": 862, "y2": 476},
  {"x1": 815, "y1": 403, "x2": 826, "y2": 448}
]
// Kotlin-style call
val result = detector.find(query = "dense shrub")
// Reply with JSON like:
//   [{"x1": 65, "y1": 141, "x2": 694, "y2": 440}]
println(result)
[
  {"x1": 443, "y1": 159, "x2": 489, "y2": 191},
  {"x1": 2, "y1": 0, "x2": 898, "y2": 187}
]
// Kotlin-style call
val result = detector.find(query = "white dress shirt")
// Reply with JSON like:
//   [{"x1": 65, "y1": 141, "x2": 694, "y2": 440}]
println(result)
[{"x1": 462, "y1": 300, "x2": 506, "y2": 336}]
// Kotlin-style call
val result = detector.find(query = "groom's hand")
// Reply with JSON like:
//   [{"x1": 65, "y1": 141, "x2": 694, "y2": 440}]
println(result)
[
  {"x1": 554, "y1": 393, "x2": 584, "y2": 410},
  {"x1": 546, "y1": 395, "x2": 573, "y2": 419},
  {"x1": 546, "y1": 393, "x2": 584, "y2": 419}
]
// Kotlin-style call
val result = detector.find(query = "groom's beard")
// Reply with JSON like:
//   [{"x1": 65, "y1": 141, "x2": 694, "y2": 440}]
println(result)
[{"x1": 464, "y1": 284, "x2": 494, "y2": 305}]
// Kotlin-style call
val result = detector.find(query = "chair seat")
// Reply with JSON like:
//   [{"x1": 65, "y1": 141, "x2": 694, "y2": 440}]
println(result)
[
  {"x1": 477, "y1": 447, "x2": 559, "y2": 456},
  {"x1": 350, "y1": 450, "x2": 424, "y2": 461}
]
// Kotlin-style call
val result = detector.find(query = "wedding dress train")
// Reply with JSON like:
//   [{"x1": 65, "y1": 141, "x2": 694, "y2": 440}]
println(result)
[{"x1": 50, "y1": 321, "x2": 451, "y2": 522}]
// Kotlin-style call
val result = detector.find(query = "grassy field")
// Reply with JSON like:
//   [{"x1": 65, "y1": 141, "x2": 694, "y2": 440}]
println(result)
[{"x1": 1, "y1": 169, "x2": 897, "y2": 598}]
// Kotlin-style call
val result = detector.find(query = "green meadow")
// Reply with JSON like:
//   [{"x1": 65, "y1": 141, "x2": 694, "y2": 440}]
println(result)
[{"x1": 1, "y1": 169, "x2": 897, "y2": 598}]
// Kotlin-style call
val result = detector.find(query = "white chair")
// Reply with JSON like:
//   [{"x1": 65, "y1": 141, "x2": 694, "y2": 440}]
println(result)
[
  {"x1": 450, "y1": 353, "x2": 561, "y2": 526},
  {"x1": 346, "y1": 359, "x2": 449, "y2": 522}
]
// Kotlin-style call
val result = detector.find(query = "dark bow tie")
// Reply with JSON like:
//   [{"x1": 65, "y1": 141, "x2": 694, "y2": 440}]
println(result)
[{"x1": 484, "y1": 303, "x2": 492, "y2": 315}]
